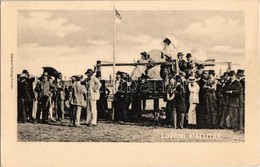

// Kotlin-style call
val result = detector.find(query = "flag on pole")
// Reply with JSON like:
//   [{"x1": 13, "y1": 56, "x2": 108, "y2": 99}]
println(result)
[{"x1": 115, "y1": 9, "x2": 122, "y2": 24}]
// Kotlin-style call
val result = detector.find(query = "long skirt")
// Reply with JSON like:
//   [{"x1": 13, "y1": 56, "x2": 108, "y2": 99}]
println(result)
[{"x1": 188, "y1": 103, "x2": 197, "y2": 125}]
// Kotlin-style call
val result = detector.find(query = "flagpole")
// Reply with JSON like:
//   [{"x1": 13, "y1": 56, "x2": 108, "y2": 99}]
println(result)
[
  {"x1": 112, "y1": 4, "x2": 116, "y2": 121},
  {"x1": 112, "y1": 4, "x2": 116, "y2": 94}
]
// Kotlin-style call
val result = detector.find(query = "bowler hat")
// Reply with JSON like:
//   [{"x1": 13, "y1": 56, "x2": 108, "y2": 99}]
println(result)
[
  {"x1": 85, "y1": 69, "x2": 94, "y2": 75},
  {"x1": 116, "y1": 71, "x2": 122, "y2": 76},
  {"x1": 237, "y1": 69, "x2": 245, "y2": 77},
  {"x1": 22, "y1": 69, "x2": 29, "y2": 74},
  {"x1": 74, "y1": 75, "x2": 83, "y2": 81},
  {"x1": 140, "y1": 52, "x2": 150, "y2": 59},
  {"x1": 223, "y1": 72, "x2": 229, "y2": 77},
  {"x1": 175, "y1": 75, "x2": 181, "y2": 82},
  {"x1": 186, "y1": 53, "x2": 192, "y2": 58},
  {"x1": 162, "y1": 38, "x2": 171, "y2": 46},
  {"x1": 177, "y1": 52, "x2": 184, "y2": 57},
  {"x1": 208, "y1": 70, "x2": 215, "y2": 75},
  {"x1": 197, "y1": 64, "x2": 204, "y2": 70},
  {"x1": 228, "y1": 70, "x2": 236, "y2": 77}
]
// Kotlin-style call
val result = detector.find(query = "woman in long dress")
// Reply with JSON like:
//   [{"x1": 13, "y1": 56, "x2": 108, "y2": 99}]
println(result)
[{"x1": 187, "y1": 76, "x2": 200, "y2": 128}]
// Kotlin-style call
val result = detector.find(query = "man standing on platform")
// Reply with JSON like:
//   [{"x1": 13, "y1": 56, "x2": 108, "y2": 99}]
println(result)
[{"x1": 177, "y1": 52, "x2": 187, "y2": 74}]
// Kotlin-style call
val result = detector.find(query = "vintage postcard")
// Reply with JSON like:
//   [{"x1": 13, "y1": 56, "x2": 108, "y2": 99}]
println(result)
[{"x1": 1, "y1": 0, "x2": 260, "y2": 166}]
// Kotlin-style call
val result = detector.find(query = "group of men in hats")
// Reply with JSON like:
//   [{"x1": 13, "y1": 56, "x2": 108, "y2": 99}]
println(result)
[
  {"x1": 163, "y1": 67, "x2": 245, "y2": 131},
  {"x1": 18, "y1": 68, "x2": 103, "y2": 127},
  {"x1": 65, "y1": 69, "x2": 103, "y2": 127}
]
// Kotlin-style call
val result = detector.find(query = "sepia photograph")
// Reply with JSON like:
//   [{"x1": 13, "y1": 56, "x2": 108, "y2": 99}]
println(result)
[
  {"x1": 1, "y1": 1, "x2": 260, "y2": 166},
  {"x1": 17, "y1": 9, "x2": 245, "y2": 142}
]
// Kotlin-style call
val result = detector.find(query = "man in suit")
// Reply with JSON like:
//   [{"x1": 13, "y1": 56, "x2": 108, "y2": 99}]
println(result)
[
  {"x1": 196, "y1": 71, "x2": 208, "y2": 128},
  {"x1": 18, "y1": 73, "x2": 31, "y2": 123},
  {"x1": 221, "y1": 70, "x2": 242, "y2": 131},
  {"x1": 236, "y1": 69, "x2": 245, "y2": 131},
  {"x1": 22, "y1": 70, "x2": 35, "y2": 122},
  {"x1": 85, "y1": 69, "x2": 101, "y2": 126},
  {"x1": 175, "y1": 75, "x2": 188, "y2": 129},
  {"x1": 35, "y1": 72, "x2": 51, "y2": 123},
  {"x1": 53, "y1": 73, "x2": 65, "y2": 121},
  {"x1": 70, "y1": 75, "x2": 86, "y2": 127},
  {"x1": 117, "y1": 72, "x2": 131, "y2": 123}
]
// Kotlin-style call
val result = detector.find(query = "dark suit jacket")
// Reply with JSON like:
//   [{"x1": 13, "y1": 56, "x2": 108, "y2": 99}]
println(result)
[
  {"x1": 178, "y1": 59, "x2": 187, "y2": 72},
  {"x1": 53, "y1": 79, "x2": 65, "y2": 101},
  {"x1": 18, "y1": 79, "x2": 31, "y2": 102},
  {"x1": 175, "y1": 83, "x2": 187, "y2": 113},
  {"x1": 224, "y1": 80, "x2": 242, "y2": 108}
]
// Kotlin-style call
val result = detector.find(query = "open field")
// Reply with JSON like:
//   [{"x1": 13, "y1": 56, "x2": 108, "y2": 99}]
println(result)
[{"x1": 18, "y1": 115, "x2": 244, "y2": 142}]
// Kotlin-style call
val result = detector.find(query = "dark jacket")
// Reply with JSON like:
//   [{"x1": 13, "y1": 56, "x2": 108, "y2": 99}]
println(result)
[
  {"x1": 178, "y1": 59, "x2": 187, "y2": 72},
  {"x1": 18, "y1": 79, "x2": 31, "y2": 102},
  {"x1": 53, "y1": 79, "x2": 65, "y2": 101},
  {"x1": 175, "y1": 83, "x2": 187, "y2": 113},
  {"x1": 35, "y1": 80, "x2": 51, "y2": 100},
  {"x1": 224, "y1": 80, "x2": 242, "y2": 108}
]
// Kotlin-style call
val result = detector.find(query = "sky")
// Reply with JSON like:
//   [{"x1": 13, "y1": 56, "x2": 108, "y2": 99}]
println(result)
[{"x1": 18, "y1": 10, "x2": 245, "y2": 79}]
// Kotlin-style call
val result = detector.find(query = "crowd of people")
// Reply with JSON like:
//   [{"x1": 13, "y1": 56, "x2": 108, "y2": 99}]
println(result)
[
  {"x1": 17, "y1": 37, "x2": 245, "y2": 132},
  {"x1": 18, "y1": 69, "x2": 104, "y2": 127}
]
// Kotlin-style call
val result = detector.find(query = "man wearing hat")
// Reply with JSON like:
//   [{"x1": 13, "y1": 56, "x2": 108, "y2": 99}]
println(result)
[
  {"x1": 34, "y1": 72, "x2": 51, "y2": 123},
  {"x1": 196, "y1": 71, "x2": 208, "y2": 128},
  {"x1": 175, "y1": 74, "x2": 188, "y2": 129},
  {"x1": 236, "y1": 69, "x2": 245, "y2": 131},
  {"x1": 53, "y1": 72, "x2": 65, "y2": 121},
  {"x1": 177, "y1": 52, "x2": 187, "y2": 73},
  {"x1": 85, "y1": 69, "x2": 101, "y2": 126},
  {"x1": 203, "y1": 70, "x2": 218, "y2": 128},
  {"x1": 67, "y1": 76, "x2": 76, "y2": 123},
  {"x1": 18, "y1": 73, "x2": 31, "y2": 123},
  {"x1": 186, "y1": 53, "x2": 196, "y2": 78},
  {"x1": 187, "y1": 76, "x2": 200, "y2": 128},
  {"x1": 70, "y1": 75, "x2": 86, "y2": 127},
  {"x1": 216, "y1": 73, "x2": 228, "y2": 126},
  {"x1": 116, "y1": 72, "x2": 131, "y2": 123},
  {"x1": 22, "y1": 70, "x2": 35, "y2": 122},
  {"x1": 161, "y1": 38, "x2": 175, "y2": 61},
  {"x1": 220, "y1": 70, "x2": 242, "y2": 131}
]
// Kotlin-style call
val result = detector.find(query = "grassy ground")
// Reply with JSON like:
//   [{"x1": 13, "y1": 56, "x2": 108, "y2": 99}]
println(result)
[{"x1": 18, "y1": 114, "x2": 244, "y2": 142}]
